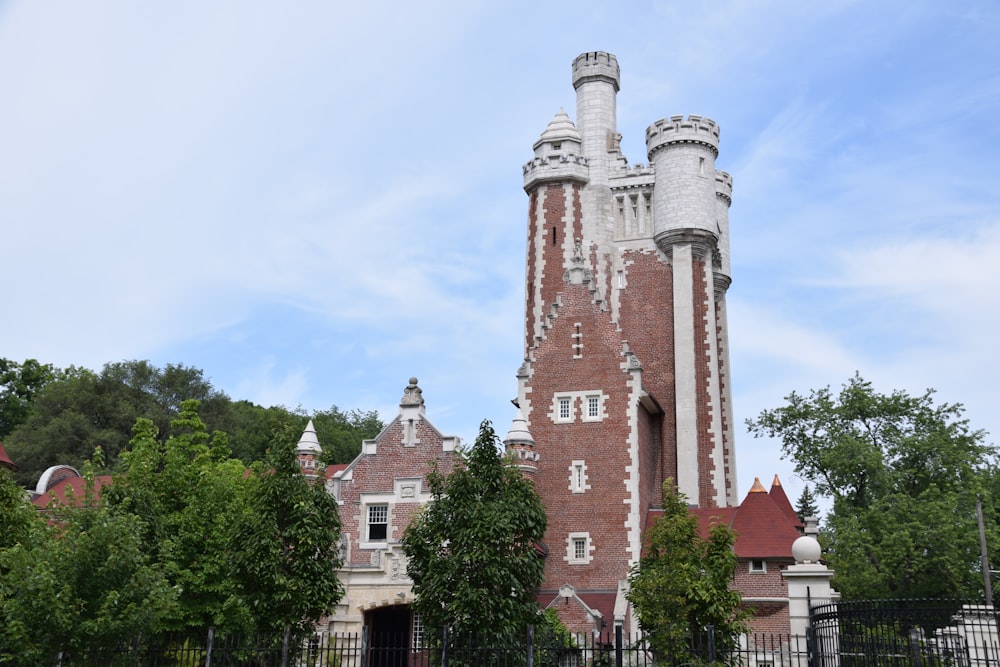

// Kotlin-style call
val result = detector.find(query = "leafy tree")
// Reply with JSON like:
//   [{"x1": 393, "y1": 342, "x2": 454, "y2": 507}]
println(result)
[
  {"x1": 107, "y1": 401, "x2": 251, "y2": 631},
  {"x1": 4, "y1": 360, "x2": 230, "y2": 487},
  {"x1": 627, "y1": 480, "x2": 746, "y2": 662},
  {"x1": 0, "y1": 463, "x2": 176, "y2": 664},
  {"x1": 795, "y1": 485, "x2": 820, "y2": 523},
  {"x1": 402, "y1": 420, "x2": 547, "y2": 642},
  {"x1": 747, "y1": 374, "x2": 998, "y2": 599},
  {"x1": 0, "y1": 358, "x2": 56, "y2": 439},
  {"x1": 312, "y1": 405, "x2": 383, "y2": 464},
  {"x1": 230, "y1": 425, "x2": 345, "y2": 633}
]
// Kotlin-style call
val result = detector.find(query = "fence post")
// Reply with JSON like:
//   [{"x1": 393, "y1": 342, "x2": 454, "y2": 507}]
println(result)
[
  {"x1": 361, "y1": 625, "x2": 369, "y2": 667},
  {"x1": 615, "y1": 623, "x2": 623, "y2": 667},
  {"x1": 442, "y1": 625, "x2": 450, "y2": 667},
  {"x1": 527, "y1": 624, "x2": 534, "y2": 667},
  {"x1": 707, "y1": 624, "x2": 716, "y2": 662},
  {"x1": 206, "y1": 626, "x2": 214, "y2": 667},
  {"x1": 281, "y1": 625, "x2": 291, "y2": 667}
]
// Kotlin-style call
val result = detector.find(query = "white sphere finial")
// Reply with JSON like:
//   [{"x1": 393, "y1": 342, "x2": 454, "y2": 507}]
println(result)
[{"x1": 792, "y1": 535, "x2": 822, "y2": 564}]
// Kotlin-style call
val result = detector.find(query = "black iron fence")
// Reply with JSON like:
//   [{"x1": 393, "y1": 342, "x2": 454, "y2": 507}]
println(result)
[
  {"x1": 810, "y1": 598, "x2": 1000, "y2": 667},
  {"x1": 4, "y1": 625, "x2": 806, "y2": 667}
]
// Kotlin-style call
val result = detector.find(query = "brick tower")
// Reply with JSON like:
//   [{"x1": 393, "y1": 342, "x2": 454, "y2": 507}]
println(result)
[{"x1": 510, "y1": 51, "x2": 738, "y2": 630}]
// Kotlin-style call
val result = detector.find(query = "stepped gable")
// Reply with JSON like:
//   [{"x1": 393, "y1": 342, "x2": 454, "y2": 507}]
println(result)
[
  {"x1": 768, "y1": 474, "x2": 804, "y2": 531},
  {"x1": 0, "y1": 440, "x2": 16, "y2": 472}
]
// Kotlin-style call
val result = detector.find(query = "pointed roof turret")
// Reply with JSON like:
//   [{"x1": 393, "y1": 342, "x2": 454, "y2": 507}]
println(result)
[
  {"x1": 749, "y1": 476, "x2": 767, "y2": 493},
  {"x1": 296, "y1": 419, "x2": 322, "y2": 455},
  {"x1": 533, "y1": 109, "x2": 581, "y2": 150},
  {"x1": 0, "y1": 440, "x2": 16, "y2": 472},
  {"x1": 768, "y1": 474, "x2": 803, "y2": 529},
  {"x1": 504, "y1": 407, "x2": 538, "y2": 474},
  {"x1": 504, "y1": 408, "x2": 535, "y2": 447}
]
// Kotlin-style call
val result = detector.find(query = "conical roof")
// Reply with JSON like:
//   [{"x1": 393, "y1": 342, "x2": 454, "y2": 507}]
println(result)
[
  {"x1": 296, "y1": 419, "x2": 322, "y2": 455},
  {"x1": 533, "y1": 109, "x2": 580, "y2": 150},
  {"x1": 504, "y1": 408, "x2": 535, "y2": 446},
  {"x1": 0, "y1": 440, "x2": 16, "y2": 472}
]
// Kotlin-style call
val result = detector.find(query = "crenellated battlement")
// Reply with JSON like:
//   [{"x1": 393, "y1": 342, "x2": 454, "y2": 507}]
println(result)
[
  {"x1": 715, "y1": 170, "x2": 733, "y2": 204},
  {"x1": 645, "y1": 114, "x2": 720, "y2": 158},
  {"x1": 572, "y1": 51, "x2": 620, "y2": 92},
  {"x1": 523, "y1": 155, "x2": 590, "y2": 190}
]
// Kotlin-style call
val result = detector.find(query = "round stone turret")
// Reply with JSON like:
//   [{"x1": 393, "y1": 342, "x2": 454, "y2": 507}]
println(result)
[
  {"x1": 646, "y1": 115, "x2": 722, "y2": 253},
  {"x1": 571, "y1": 51, "x2": 620, "y2": 92}
]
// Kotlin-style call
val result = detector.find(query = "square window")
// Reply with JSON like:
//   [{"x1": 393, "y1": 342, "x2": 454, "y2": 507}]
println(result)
[
  {"x1": 750, "y1": 559, "x2": 766, "y2": 573},
  {"x1": 568, "y1": 532, "x2": 591, "y2": 564},
  {"x1": 368, "y1": 504, "x2": 388, "y2": 542}
]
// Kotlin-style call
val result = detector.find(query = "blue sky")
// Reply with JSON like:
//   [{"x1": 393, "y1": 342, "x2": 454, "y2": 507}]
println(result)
[{"x1": 3, "y1": 1, "x2": 999, "y2": 507}]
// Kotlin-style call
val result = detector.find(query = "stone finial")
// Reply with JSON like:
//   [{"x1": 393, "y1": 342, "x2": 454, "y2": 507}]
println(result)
[
  {"x1": 400, "y1": 377, "x2": 424, "y2": 408},
  {"x1": 792, "y1": 535, "x2": 823, "y2": 564}
]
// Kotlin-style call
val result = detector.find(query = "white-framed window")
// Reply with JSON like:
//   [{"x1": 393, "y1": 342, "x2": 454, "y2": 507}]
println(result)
[
  {"x1": 558, "y1": 396, "x2": 572, "y2": 422},
  {"x1": 569, "y1": 460, "x2": 588, "y2": 493},
  {"x1": 412, "y1": 613, "x2": 424, "y2": 650},
  {"x1": 586, "y1": 395, "x2": 599, "y2": 419},
  {"x1": 567, "y1": 532, "x2": 592, "y2": 564},
  {"x1": 367, "y1": 504, "x2": 388, "y2": 542},
  {"x1": 750, "y1": 559, "x2": 766, "y2": 574}
]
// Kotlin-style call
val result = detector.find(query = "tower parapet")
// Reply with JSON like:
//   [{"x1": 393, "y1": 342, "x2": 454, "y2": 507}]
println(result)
[
  {"x1": 645, "y1": 115, "x2": 720, "y2": 159},
  {"x1": 571, "y1": 51, "x2": 620, "y2": 92}
]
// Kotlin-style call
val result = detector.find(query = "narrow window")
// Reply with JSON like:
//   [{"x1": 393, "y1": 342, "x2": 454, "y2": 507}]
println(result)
[
  {"x1": 587, "y1": 395, "x2": 599, "y2": 419},
  {"x1": 699, "y1": 156, "x2": 706, "y2": 175},
  {"x1": 412, "y1": 613, "x2": 425, "y2": 650},
  {"x1": 573, "y1": 538, "x2": 587, "y2": 561},
  {"x1": 617, "y1": 270, "x2": 625, "y2": 289},
  {"x1": 551, "y1": 227, "x2": 557, "y2": 246},
  {"x1": 367, "y1": 504, "x2": 388, "y2": 541}
]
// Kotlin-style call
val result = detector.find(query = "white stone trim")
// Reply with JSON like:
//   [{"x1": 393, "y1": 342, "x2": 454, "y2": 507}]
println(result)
[
  {"x1": 549, "y1": 391, "x2": 606, "y2": 424},
  {"x1": 566, "y1": 532, "x2": 594, "y2": 565},
  {"x1": 569, "y1": 460, "x2": 590, "y2": 493}
]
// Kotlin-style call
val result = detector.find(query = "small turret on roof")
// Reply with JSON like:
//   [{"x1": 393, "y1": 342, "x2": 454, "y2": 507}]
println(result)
[
  {"x1": 0, "y1": 440, "x2": 17, "y2": 472},
  {"x1": 296, "y1": 419, "x2": 323, "y2": 478},
  {"x1": 768, "y1": 474, "x2": 804, "y2": 531},
  {"x1": 504, "y1": 407, "x2": 538, "y2": 474},
  {"x1": 730, "y1": 477, "x2": 803, "y2": 559}
]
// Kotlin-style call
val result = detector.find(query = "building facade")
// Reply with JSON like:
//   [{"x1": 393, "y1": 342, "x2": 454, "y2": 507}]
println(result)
[{"x1": 513, "y1": 51, "x2": 739, "y2": 631}]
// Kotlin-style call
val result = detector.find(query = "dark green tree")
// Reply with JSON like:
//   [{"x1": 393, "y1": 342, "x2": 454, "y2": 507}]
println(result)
[
  {"x1": 4, "y1": 360, "x2": 230, "y2": 487},
  {"x1": 230, "y1": 426, "x2": 344, "y2": 633},
  {"x1": 627, "y1": 480, "x2": 746, "y2": 662},
  {"x1": 747, "y1": 374, "x2": 998, "y2": 599},
  {"x1": 795, "y1": 485, "x2": 820, "y2": 523},
  {"x1": 0, "y1": 358, "x2": 56, "y2": 439},
  {"x1": 402, "y1": 420, "x2": 547, "y2": 642},
  {"x1": 312, "y1": 406, "x2": 383, "y2": 464}
]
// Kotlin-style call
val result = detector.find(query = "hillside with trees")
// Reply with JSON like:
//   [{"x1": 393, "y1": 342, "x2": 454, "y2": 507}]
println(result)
[{"x1": 0, "y1": 358, "x2": 382, "y2": 488}]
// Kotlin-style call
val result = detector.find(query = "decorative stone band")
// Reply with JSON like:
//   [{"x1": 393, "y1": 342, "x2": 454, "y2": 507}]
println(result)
[
  {"x1": 523, "y1": 155, "x2": 590, "y2": 191},
  {"x1": 654, "y1": 227, "x2": 719, "y2": 258},
  {"x1": 646, "y1": 114, "x2": 721, "y2": 158}
]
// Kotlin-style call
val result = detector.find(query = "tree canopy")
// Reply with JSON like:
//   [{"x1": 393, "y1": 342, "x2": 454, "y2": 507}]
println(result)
[
  {"x1": 627, "y1": 480, "x2": 745, "y2": 661},
  {"x1": 747, "y1": 374, "x2": 999, "y2": 599},
  {"x1": 402, "y1": 420, "x2": 547, "y2": 641},
  {"x1": 1, "y1": 358, "x2": 383, "y2": 488}
]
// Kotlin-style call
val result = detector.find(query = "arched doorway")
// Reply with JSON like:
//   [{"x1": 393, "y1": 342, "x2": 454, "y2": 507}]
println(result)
[{"x1": 366, "y1": 605, "x2": 413, "y2": 667}]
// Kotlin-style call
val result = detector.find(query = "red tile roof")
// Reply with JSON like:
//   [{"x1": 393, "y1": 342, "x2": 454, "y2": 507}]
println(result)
[
  {"x1": 0, "y1": 440, "x2": 16, "y2": 472},
  {"x1": 767, "y1": 474, "x2": 804, "y2": 531},
  {"x1": 31, "y1": 475, "x2": 113, "y2": 509},
  {"x1": 644, "y1": 476, "x2": 803, "y2": 560}
]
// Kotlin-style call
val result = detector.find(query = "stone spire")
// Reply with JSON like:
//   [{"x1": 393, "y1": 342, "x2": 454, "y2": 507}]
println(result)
[
  {"x1": 503, "y1": 407, "x2": 538, "y2": 475},
  {"x1": 296, "y1": 419, "x2": 322, "y2": 478}
]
